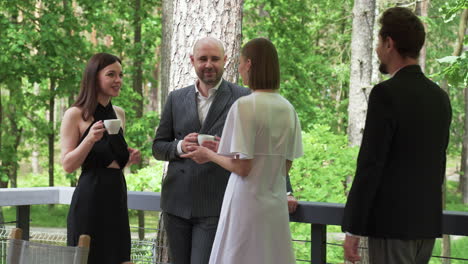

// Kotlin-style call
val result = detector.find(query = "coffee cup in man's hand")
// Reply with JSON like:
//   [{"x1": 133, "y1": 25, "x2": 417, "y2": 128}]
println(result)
[
  {"x1": 197, "y1": 134, "x2": 215, "y2": 146},
  {"x1": 103, "y1": 119, "x2": 121, "y2": 135}
]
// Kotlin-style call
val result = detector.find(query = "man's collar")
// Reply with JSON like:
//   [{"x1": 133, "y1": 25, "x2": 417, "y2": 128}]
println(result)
[
  {"x1": 391, "y1": 64, "x2": 422, "y2": 77},
  {"x1": 194, "y1": 79, "x2": 223, "y2": 96}
]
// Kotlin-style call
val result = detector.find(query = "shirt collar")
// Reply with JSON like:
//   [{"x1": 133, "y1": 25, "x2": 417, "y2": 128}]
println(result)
[{"x1": 194, "y1": 78, "x2": 223, "y2": 97}]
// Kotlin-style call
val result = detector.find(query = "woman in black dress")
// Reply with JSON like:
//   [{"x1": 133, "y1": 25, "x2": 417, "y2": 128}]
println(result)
[{"x1": 60, "y1": 53, "x2": 141, "y2": 263}]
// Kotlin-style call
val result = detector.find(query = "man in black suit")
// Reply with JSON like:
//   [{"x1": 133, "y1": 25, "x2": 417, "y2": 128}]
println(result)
[
  {"x1": 153, "y1": 37, "x2": 297, "y2": 264},
  {"x1": 342, "y1": 7, "x2": 452, "y2": 264}
]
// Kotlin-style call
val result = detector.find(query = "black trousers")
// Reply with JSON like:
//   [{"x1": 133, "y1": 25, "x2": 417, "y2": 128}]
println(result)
[
  {"x1": 369, "y1": 237, "x2": 436, "y2": 264},
  {"x1": 163, "y1": 212, "x2": 219, "y2": 264}
]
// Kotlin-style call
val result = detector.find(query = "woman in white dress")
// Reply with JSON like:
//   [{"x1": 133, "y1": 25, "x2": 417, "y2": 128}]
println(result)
[{"x1": 182, "y1": 38, "x2": 303, "y2": 264}]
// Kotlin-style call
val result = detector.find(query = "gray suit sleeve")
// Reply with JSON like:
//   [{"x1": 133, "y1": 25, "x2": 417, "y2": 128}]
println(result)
[{"x1": 152, "y1": 92, "x2": 180, "y2": 161}]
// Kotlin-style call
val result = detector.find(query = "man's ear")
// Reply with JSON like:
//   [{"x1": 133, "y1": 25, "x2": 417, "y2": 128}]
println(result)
[
  {"x1": 190, "y1": 55, "x2": 195, "y2": 66},
  {"x1": 386, "y1": 36, "x2": 394, "y2": 50}
]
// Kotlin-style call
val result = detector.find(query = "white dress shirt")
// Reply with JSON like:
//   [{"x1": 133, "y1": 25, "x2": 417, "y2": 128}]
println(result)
[{"x1": 177, "y1": 79, "x2": 223, "y2": 155}]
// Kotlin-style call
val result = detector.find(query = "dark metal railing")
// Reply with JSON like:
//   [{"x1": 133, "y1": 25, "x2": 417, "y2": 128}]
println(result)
[{"x1": 1, "y1": 187, "x2": 468, "y2": 263}]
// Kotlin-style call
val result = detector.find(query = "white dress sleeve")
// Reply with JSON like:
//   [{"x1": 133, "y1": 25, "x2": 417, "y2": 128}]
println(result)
[
  {"x1": 218, "y1": 99, "x2": 255, "y2": 159},
  {"x1": 286, "y1": 110, "x2": 303, "y2": 161}
]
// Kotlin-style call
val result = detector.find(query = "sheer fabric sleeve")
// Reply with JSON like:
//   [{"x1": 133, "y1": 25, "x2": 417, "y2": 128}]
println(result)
[
  {"x1": 286, "y1": 110, "x2": 303, "y2": 161},
  {"x1": 218, "y1": 99, "x2": 255, "y2": 159}
]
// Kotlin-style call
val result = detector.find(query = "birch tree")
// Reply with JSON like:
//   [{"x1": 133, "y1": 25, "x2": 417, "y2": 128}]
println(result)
[
  {"x1": 346, "y1": 0, "x2": 376, "y2": 263},
  {"x1": 415, "y1": 0, "x2": 430, "y2": 72},
  {"x1": 456, "y1": 8, "x2": 468, "y2": 204},
  {"x1": 347, "y1": 0, "x2": 376, "y2": 147}
]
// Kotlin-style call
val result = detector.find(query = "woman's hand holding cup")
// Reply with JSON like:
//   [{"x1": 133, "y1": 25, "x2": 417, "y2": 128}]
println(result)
[
  {"x1": 201, "y1": 135, "x2": 220, "y2": 152},
  {"x1": 86, "y1": 121, "x2": 106, "y2": 143}
]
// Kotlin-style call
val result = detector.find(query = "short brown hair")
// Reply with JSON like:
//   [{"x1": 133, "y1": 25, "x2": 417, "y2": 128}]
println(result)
[
  {"x1": 241, "y1": 38, "x2": 280, "y2": 90},
  {"x1": 73, "y1": 53, "x2": 121, "y2": 121},
  {"x1": 379, "y1": 7, "x2": 425, "y2": 59}
]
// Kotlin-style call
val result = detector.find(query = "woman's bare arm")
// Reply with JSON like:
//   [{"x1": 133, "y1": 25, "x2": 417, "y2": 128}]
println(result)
[{"x1": 60, "y1": 108, "x2": 105, "y2": 173}]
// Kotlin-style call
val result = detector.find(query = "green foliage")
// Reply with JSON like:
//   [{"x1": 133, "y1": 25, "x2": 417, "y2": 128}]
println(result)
[
  {"x1": 126, "y1": 161, "x2": 165, "y2": 192},
  {"x1": 0, "y1": 0, "x2": 162, "y2": 187},
  {"x1": 445, "y1": 181, "x2": 468, "y2": 212},
  {"x1": 19, "y1": 164, "x2": 71, "y2": 188},
  {"x1": 439, "y1": 0, "x2": 468, "y2": 22},
  {"x1": 423, "y1": 0, "x2": 467, "y2": 156},
  {"x1": 2, "y1": 205, "x2": 69, "y2": 228},
  {"x1": 243, "y1": 0, "x2": 353, "y2": 133},
  {"x1": 288, "y1": 126, "x2": 358, "y2": 262},
  {"x1": 436, "y1": 53, "x2": 467, "y2": 88},
  {"x1": 431, "y1": 237, "x2": 468, "y2": 263},
  {"x1": 290, "y1": 125, "x2": 358, "y2": 203}
]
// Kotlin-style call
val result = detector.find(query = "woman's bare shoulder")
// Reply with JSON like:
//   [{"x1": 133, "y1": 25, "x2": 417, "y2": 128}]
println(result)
[
  {"x1": 63, "y1": 106, "x2": 83, "y2": 120},
  {"x1": 113, "y1": 105, "x2": 125, "y2": 115}
]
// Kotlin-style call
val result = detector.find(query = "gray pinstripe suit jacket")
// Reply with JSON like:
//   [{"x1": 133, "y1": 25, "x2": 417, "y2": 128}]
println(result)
[{"x1": 152, "y1": 80, "x2": 251, "y2": 219}]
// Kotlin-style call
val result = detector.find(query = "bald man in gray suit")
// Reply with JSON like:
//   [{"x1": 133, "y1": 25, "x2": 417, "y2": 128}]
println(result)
[{"x1": 152, "y1": 37, "x2": 249, "y2": 264}]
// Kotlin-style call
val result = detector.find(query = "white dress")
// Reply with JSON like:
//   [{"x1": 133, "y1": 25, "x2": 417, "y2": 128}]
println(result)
[{"x1": 209, "y1": 92, "x2": 303, "y2": 264}]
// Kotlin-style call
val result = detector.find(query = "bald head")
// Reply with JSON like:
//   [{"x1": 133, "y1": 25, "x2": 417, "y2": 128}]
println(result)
[{"x1": 193, "y1": 37, "x2": 225, "y2": 57}]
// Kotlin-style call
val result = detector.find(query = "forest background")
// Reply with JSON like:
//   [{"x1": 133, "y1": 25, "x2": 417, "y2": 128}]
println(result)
[{"x1": 0, "y1": 0, "x2": 467, "y2": 263}]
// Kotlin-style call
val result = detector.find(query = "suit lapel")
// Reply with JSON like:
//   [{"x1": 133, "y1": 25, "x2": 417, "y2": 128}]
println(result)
[
  {"x1": 200, "y1": 80, "x2": 231, "y2": 133},
  {"x1": 185, "y1": 85, "x2": 202, "y2": 131}
]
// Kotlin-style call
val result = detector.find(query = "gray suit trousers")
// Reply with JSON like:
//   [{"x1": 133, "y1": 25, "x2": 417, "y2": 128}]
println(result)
[
  {"x1": 369, "y1": 237, "x2": 435, "y2": 264},
  {"x1": 163, "y1": 213, "x2": 219, "y2": 264}
]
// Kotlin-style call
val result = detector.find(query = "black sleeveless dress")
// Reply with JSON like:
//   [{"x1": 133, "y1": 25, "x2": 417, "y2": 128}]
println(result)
[{"x1": 67, "y1": 102, "x2": 131, "y2": 264}]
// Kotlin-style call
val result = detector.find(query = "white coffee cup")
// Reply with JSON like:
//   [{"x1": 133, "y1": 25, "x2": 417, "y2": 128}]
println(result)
[
  {"x1": 197, "y1": 134, "x2": 215, "y2": 145},
  {"x1": 104, "y1": 119, "x2": 121, "y2": 135}
]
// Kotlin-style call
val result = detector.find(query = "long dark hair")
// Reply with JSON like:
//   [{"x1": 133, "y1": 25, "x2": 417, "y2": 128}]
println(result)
[
  {"x1": 241, "y1": 38, "x2": 280, "y2": 90},
  {"x1": 73, "y1": 53, "x2": 122, "y2": 121}
]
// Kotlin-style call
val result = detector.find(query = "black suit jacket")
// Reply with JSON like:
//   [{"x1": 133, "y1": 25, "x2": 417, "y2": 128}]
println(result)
[
  {"x1": 342, "y1": 65, "x2": 452, "y2": 239},
  {"x1": 152, "y1": 80, "x2": 251, "y2": 218}
]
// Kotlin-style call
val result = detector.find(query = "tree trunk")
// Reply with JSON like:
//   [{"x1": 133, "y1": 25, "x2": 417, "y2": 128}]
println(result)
[
  {"x1": 132, "y1": 0, "x2": 146, "y2": 239},
  {"x1": 159, "y1": 0, "x2": 173, "y2": 110},
  {"x1": 0, "y1": 207, "x2": 4, "y2": 229},
  {"x1": 442, "y1": 234, "x2": 451, "y2": 264},
  {"x1": 156, "y1": 0, "x2": 244, "y2": 261},
  {"x1": 442, "y1": 177, "x2": 451, "y2": 264},
  {"x1": 149, "y1": 46, "x2": 160, "y2": 113},
  {"x1": 0, "y1": 85, "x2": 4, "y2": 187},
  {"x1": 0, "y1": 86, "x2": 4, "y2": 229},
  {"x1": 371, "y1": 0, "x2": 383, "y2": 86},
  {"x1": 347, "y1": 0, "x2": 376, "y2": 147},
  {"x1": 457, "y1": 9, "x2": 468, "y2": 204},
  {"x1": 0, "y1": 85, "x2": 2, "y2": 168},
  {"x1": 5, "y1": 80, "x2": 23, "y2": 188},
  {"x1": 415, "y1": 0, "x2": 429, "y2": 72},
  {"x1": 346, "y1": 0, "x2": 376, "y2": 263},
  {"x1": 155, "y1": 213, "x2": 171, "y2": 263},
  {"x1": 462, "y1": 85, "x2": 468, "y2": 205},
  {"x1": 6, "y1": 124, "x2": 22, "y2": 188},
  {"x1": 49, "y1": 78, "x2": 56, "y2": 189},
  {"x1": 133, "y1": 0, "x2": 143, "y2": 119}
]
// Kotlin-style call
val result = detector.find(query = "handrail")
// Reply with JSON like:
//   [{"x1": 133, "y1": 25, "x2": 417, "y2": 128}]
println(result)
[
  {"x1": 1, "y1": 187, "x2": 467, "y2": 235},
  {"x1": 1, "y1": 187, "x2": 468, "y2": 263}
]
